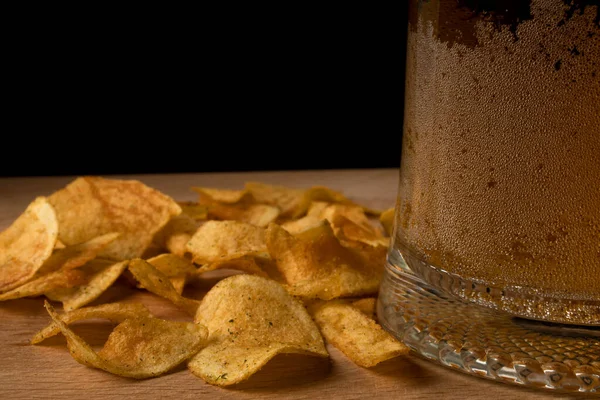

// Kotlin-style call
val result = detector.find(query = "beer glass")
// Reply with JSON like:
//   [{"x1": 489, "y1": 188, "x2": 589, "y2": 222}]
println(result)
[{"x1": 378, "y1": 0, "x2": 599, "y2": 393}]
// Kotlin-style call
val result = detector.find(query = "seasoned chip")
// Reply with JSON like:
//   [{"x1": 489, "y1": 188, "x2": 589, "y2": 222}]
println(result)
[
  {"x1": 153, "y1": 214, "x2": 199, "y2": 257},
  {"x1": 309, "y1": 300, "x2": 409, "y2": 367},
  {"x1": 186, "y1": 220, "x2": 267, "y2": 265},
  {"x1": 46, "y1": 259, "x2": 128, "y2": 311},
  {"x1": 265, "y1": 222, "x2": 383, "y2": 300},
  {"x1": 0, "y1": 197, "x2": 58, "y2": 292},
  {"x1": 146, "y1": 253, "x2": 197, "y2": 295},
  {"x1": 48, "y1": 177, "x2": 181, "y2": 260},
  {"x1": 379, "y1": 207, "x2": 395, "y2": 237},
  {"x1": 35, "y1": 232, "x2": 120, "y2": 277},
  {"x1": 187, "y1": 275, "x2": 328, "y2": 386},
  {"x1": 192, "y1": 187, "x2": 253, "y2": 204},
  {"x1": 0, "y1": 269, "x2": 86, "y2": 301},
  {"x1": 244, "y1": 182, "x2": 304, "y2": 217},
  {"x1": 128, "y1": 258, "x2": 200, "y2": 316},
  {"x1": 177, "y1": 201, "x2": 208, "y2": 221},
  {"x1": 31, "y1": 302, "x2": 152, "y2": 344},
  {"x1": 43, "y1": 301, "x2": 207, "y2": 379},
  {"x1": 281, "y1": 215, "x2": 324, "y2": 235},
  {"x1": 351, "y1": 297, "x2": 377, "y2": 319},
  {"x1": 195, "y1": 255, "x2": 269, "y2": 278},
  {"x1": 309, "y1": 203, "x2": 388, "y2": 247},
  {"x1": 205, "y1": 203, "x2": 280, "y2": 228}
]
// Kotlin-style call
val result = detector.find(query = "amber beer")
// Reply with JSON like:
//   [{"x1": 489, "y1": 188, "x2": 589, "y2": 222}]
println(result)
[{"x1": 394, "y1": 0, "x2": 599, "y2": 323}]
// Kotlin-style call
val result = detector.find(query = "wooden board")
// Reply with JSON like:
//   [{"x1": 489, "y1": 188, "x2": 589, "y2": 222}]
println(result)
[{"x1": 0, "y1": 169, "x2": 581, "y2": 399}]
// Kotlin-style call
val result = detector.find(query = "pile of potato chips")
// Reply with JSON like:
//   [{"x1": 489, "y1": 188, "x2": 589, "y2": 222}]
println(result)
[{"x1": 0, "y1": 176, "x2": 407, "y2": 386}]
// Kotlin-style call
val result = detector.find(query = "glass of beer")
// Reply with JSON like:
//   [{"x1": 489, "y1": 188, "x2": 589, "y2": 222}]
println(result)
[{"x1": 378, "y1": 0, "x2": 599, "y2": 392}]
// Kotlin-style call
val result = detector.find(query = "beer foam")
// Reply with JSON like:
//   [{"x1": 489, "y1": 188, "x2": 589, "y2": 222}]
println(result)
[{"x1": 397, "y1": 0, "x2": 600, "y2": 297}]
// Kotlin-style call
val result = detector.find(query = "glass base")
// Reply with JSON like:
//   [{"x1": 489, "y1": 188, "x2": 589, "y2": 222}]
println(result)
[
  {"x1": 377, "y1": 251, "x2": 600, "y2": 393},
  {"x1": 396, "y1": 246, "x2": 600, "y2": 326}
]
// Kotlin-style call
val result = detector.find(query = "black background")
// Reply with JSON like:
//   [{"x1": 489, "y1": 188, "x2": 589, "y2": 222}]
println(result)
[{"x1": 2, "y1": 5, "x2": 408, "y2": 177}]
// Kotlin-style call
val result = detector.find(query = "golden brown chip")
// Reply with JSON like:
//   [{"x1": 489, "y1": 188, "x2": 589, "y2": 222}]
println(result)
[
  {"x1": 195, "y1": 255, "x2": 269, "y2": 278},
  {"x1": 177, "y1": 201, "x2": 208, "y2": 220},
  {"x1": 35, "y1": 232, "x2": 120, "y2": 277},
  {"x1": 0, "y1": 269, "x2": 86, "y2": 301},
  {"x1": 309, "y1": 300, "x2": 409, "y2": 367},
  {"x1": 153, "y1": 214, "x2": 199, "y2": 257},
  {"x1": 187, "y1": 275, "x2": 328, "y2": 386},
  {"x1": 265, "y1": 221, "x2": 383, "y2": 300},
  {"x1": 43, "y1": 301, "x2": 207, "y2": 379},
  {"x1": 128, "y1": 258, "x2": 200, "y2": 316},
  {"x1": 192, "y1": 187, "x2": 253, "y2": 204},
  {"x1": 281, "y1": 215, "x2": 324, "y2": 235},
  {"x1": 351, "y1": 297, "x2": 377, "y2": 319},
  {"x1": 379, "y1": 207, "x2": 395, "y2": 237},
  {"x1": 186, "y1": 220, "x2": 267, "y2": 265},
  {"x1": 310, "y1": 203, "x2": 388, "y2": 247},
  {"x1": 0, "y1": 197, "x2": 58, "y2": 292},
  {"x1": 46, "y1": 259, "x2": 128, "y2": 311},
  {"x1": 31, "y1": 302, "x2": 152, "y2": 344},
  {"x1": 146, "y1": 253, "x2": 197, "y2": 295},
  {"x1": 244, "y1": 181, "x2": 304, "y2": 217},
  {"x1": 48, "y1": 177, "x2": 181, "y2": 260}
]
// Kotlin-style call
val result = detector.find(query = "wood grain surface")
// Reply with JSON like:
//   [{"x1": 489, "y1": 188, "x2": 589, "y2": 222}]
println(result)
[{"x1": 0, "y1": 169, "x2": 591, "y2": 399}]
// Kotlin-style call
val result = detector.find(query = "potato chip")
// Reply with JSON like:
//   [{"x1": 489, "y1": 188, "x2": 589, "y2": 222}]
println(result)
[
  {"x1": 309, "y1": 300, "x2": 409, "y2": 367},
  {"x1": 35, "y1": 232, "x2": 120, "y2": 277},
  {"x1": 244, "y1": 181, "x2": 304, "y2": 217},
  {"x1": 187, "y1": 275, "x2": 328, "y2": 386},
  {"x1": 195, "y1": 255, "x2": 269, "y2": 278},
  {"x1": 186, "y1": 220, "x2": 267, "y2": 265},
  {"x1": 128, "y1": 258, "x2": 200, "y2": 316},
  {"x1": 146, "y1": 253, "x2": 197, "y2": 295},
  {"x1": 0, "y1": 269, "x2": 86, "y2": 301},
  {"x1": 43, "y1": 301, "x2": 207, "y2": 379},
  {"x1": 0, "y1": 197, "x2": 58, "y2": 292},
  {"x1": 153, "y1": 214, "x2": 199, "y2": 257},
  {"x1": 281, "y1": 215, "x2": 324, "y2": 235},
  {"x1": 309, "y1": 203, "x2": 388, "y2": 247},
  {"x1": 350, "y1": 297, "x2": 376, "y2": 319},
  {"x1": 48, "y1": 177, "x2": 181, "y2": 260},
  {"x1": 192, "y1": 187, "x2": 253, "y2": 204},
  {"x1": 31, "y1": 302, "x2": 152, "y2": 344},
  {"x1": 206, "y1": 203, "x2": 280, "y2": 228},
  {"x1": 379, "y1": 207, "x2": 395, "y2": 237},
  {"x1": 46, "y1": 259, "x2": 128, "y2": 311},
  {"x1": 177, "y1": 201, "x2": 208, "y2": 220},
  {"x1": 265, "y1": 221, "x2": 383, "y2": 300}
]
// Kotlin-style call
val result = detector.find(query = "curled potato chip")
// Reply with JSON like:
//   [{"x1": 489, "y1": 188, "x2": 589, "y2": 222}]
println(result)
[
  {"x1": 195, "y1": 255, "x2": 270, "y2": 278},
  {"x1": 188, "y1": 275, "x2": 328, "y2": 386},
  {"x1": 44, "y1": 301, "x2": 207, "y2": 379},
  {"x1": 266, "y1": 221, "x2": 383, "y2": 300},
  {"x1": 350, "y1": 297, "x2": 377, "y2": 319},
  {"x1": 35, "y1": 232, "x2": 120, "y2": 277},
  {"x1": 31, "y1": 302, "x2": 152, "y2": 344},
  {"x1": 309, "y1": 203, "x2": 388, "y2": 247},
  {"x1": 128, "y1": 258, "x2": 200, "y2": 316},
  {"x1": 146, "y1": 253, "x2": 197, "y2": 295},
  {"x1": 153, "y1": 214, "x2": 199, "y2": 257},
  {"x1": 48, "y1": 177, "x2": 181, "y2": 261},
  {"x1": 0, "y1": 269, "x2": 86, "y2": 301},
  {"x1": 186, "y1": 221, "x2": 267, "y2": 265},
  {"x1": 309, "y1": 300, "x2": 409, "y2": 367},
  {"x1": 46, "y1": 259, "x2": 128, "y2": 311},
  {"x1": 0, "y1": 197, "x2": 58, "y2": 292},
  {"x1": 177, "y1": 201, "x2": 208, "y2": 221},
  {"x1": 192, "y1": 187, "x2": 253, "y2": 204},
  {"x1": 194, "y1": 187, "x2": 279, "y2": 228},
  {"x1": 281, "y1": 215, "x2": 324, "y2": 235},
  {"x1": 244, "y1": 182, "x2": 304, "y2": 217},
  {"x1": 379, "y1": 207, "x2": 395, "y2": 237}
]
